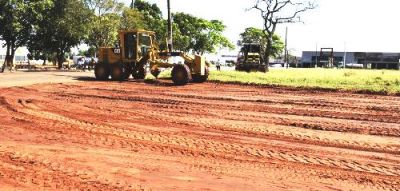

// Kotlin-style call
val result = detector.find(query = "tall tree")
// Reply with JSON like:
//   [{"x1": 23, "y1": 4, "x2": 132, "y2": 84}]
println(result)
[
  {"x1": 133, "y1": 0, "x2": 165, "y2": 44},
  {"x1": 134, "y1": 0, "x2": 162, "y2": 21},
  {"x1": 252, "y1": 0, "x2": 316, "y2": 71},
  {"x1": 0, "y1": 0, "x2": 52, "y2": 72},
  {"x1": 133, "y1": 1, "x2": 233, "y2": 53},
  {"x1": 173, "y1": 12, "x2": 234, "y2": 54},
  {"x1": 84, "y1": 0, "x2": 123, "y2": 16},
  {"x1": 239, "y1": 27, "x2": 284, "y2": 58},
  {"x1": 120, "y1": 7, "x2": 145, "y2": 30},
  {"x1": 201, "y1": 20, "x2": 235, "y2": 54},
  {"x1": 172, "y1": 12, "x2": 205, "y2": 53},
  {"x1": 28, "y1": 0, "x2": 92, "y2": 68},
  {"x1": 86, "y1": 13, "x2": 121, "y2": 50},
  {"x1": 84, "y1": 0, "x2": 124, "y2": 51}
]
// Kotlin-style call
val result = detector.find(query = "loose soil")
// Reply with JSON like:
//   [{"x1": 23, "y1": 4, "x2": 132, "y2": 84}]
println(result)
[{"x1": 0, "y1": 77, "x2": 399, "y2": 190}]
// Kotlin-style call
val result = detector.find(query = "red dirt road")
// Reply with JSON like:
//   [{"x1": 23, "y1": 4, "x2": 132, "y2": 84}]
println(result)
[{"x1": 0, "y1": 80, "x2": 400, "y2": 190}]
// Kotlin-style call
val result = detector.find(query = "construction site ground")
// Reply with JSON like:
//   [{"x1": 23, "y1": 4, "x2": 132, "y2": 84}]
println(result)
[{"x1": 0, "y1": 71, "x2": 399, "y2": 190}]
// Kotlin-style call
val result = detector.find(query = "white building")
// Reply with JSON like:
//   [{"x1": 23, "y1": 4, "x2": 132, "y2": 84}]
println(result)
[
  {"x1": 0, "y1": 41, "x2": 29, "y2": 63},
  {"x1": 301, "y1": 51, "x2": 400, "y2": 70}
]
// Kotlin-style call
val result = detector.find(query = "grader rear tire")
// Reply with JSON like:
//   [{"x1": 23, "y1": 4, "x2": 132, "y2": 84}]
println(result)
[
  {"x1": 94, "y1": 64, "x2": 110, "y2": 80},
  {"x1": 111, "y1": 64, "x2": 129, "y2": 81},
  {"x1": 172, "y1": 64, "x2": 192, "y2": 85}
]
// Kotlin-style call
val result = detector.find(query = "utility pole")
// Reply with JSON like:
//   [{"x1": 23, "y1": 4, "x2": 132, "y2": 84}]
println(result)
[
  {"x1": 398, "y1": 59, "x2": 400, "y2": 70},
  {"x1": 284, "y1": 26, "x2": 288, "y2": 68},
  {"x1": 314, "y1": 42, "x2": 318, "y2": 68},
  {"x1": 343, "y1": 42, "x2": 347, "y2": 69},
  {"x1": 167, "y1": 0, "x2": 173, "y2": 52}
]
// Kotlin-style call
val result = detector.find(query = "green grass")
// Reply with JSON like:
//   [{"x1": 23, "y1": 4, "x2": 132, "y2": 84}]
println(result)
[{"x1": 208, "y1": 68, "x2": 400, "y2": 94}]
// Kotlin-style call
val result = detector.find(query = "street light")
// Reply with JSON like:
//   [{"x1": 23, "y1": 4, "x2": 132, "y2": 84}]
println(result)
[
  {"x1": 343, "y1": 42, "x2": 347, "y2": 69},
  {"x1": 284, "y1": 26, "x2": 288, "y2": 68}
]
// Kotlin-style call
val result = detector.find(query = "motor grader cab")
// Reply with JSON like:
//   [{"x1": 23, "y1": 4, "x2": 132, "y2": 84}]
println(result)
[{"x1": 95, "y1": 30, "x2": 209, "y2": 85}]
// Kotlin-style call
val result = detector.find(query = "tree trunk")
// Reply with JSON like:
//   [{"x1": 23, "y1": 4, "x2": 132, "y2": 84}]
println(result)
[
  {"x1": 57, "y1": 52, "x2": 64, "y2": 69},
  {"x1": 1, "y1": 58, "x2": 5, "y2": 73},
  {"x1": 1, "y1": 46, "x2": 9, "y2": 72},
  {"x1": 263, "y1": 35, "x2": 273, "y2": 72},
  {"x1": 10, "y1": 46, "x2": 16, "y2": 70},
  {"x1": 2, "y1": 42, "x2": 12, "y2": 72}
]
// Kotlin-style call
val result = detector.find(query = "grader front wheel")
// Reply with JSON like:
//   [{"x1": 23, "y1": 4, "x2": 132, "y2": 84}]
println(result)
[
  {"x1": 132, "y1": 67, "x2": 147, "y2": 79},
  {"x1": 172, "y1": 64, "x2": 192, "y2": 85}
]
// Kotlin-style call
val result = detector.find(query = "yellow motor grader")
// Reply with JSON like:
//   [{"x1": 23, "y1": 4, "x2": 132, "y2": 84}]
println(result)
[{"x1": 94, "y1": 29, "x2": 209, "y2": 85}]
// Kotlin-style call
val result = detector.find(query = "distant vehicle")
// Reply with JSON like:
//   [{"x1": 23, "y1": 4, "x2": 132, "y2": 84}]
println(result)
[
  {"x1": 225, "y1": 60, "x2": 236, "y2": 67},
  {"x1": 71, "y1": 56, "x2": 97, "y2": 70},
  {"x1": 270, "y1": 63, "x2": 283, "y2": 68},
  {"x1": 235, "y1": 43, "x2": 267, "y2": 72},
  {"x1": 346, "y1": 63, "x2": 364, "y2": 68},
  {"x1": 72, "y1": 56, "x2": 82, "y2": 65}
]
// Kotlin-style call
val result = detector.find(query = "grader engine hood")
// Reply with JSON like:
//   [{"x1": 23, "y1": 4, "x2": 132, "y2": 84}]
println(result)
[
  {"x1": 98, "y1": 47, "x2": 121, "y2": 65},
  {"x1": 194, "y1": 55, "x2": 206, "y2": 76}
]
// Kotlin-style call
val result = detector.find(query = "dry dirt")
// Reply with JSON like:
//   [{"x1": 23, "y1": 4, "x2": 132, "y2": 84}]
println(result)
[
  {"x1": 0, "y1": 71, "x2": 92, "y2": 88},
  {"x1": 0, "y1": 75, "x2": 400, "y2": 190}
]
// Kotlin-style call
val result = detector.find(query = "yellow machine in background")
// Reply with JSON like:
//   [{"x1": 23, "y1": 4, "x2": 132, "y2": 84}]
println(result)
[
  {"x1": 236, "y1": 43, "x2": 267, "y2": 72},
  {"x1": 95, "y1": 30, "x2": 209, "y2": 85}
]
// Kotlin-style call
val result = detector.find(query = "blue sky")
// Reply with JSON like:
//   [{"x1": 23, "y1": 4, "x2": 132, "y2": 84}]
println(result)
[{"x1": 122, "y1": 0, "x2": 400, "y2": 56}]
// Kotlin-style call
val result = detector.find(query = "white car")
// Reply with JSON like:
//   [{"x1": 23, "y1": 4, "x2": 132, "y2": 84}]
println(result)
[
  {"x1": 270, "y1": 63, "x2": 283, "y2": 68},
  {"x1": 73, "y1": 56, "x2": 85, "y2": 65},
  {"x1": 346, "y1": 63, "x2": 364, "y2": 68}
]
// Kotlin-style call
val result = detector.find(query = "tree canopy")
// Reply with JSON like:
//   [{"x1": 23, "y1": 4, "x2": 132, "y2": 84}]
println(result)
[
  {"x1": 120, "y1": 8, "x2": 145, "y2": 30},
  {"x1": 27, "y1": 0, "x2": 92, "y2": 68},
  {"x1": 173, "y1": 12, "x2": 234, "y2": 55},
  {"x1": 1, "y1": 0, "x2": 234, "y2": 70},
  {"x1": 134, "y1": 0, "x2": 162, "y2": 20},
  {"x1": 0, "y1": 0, "x2": 53, "y2": 70},
  {"x1": 84, "y1": 0, "x2": 124, "y2": 50},
  {"x1": 133, "y1": 0, "x2": 234, "y2": 54},
  {"x1": 133, "y1": 0, "x2": 166, "y2": 48}
]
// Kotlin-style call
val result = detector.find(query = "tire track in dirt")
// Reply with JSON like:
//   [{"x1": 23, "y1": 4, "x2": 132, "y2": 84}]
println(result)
[
  {"x1": 53, "y1": 90, "x2": 400, "y2": 137},
  {"x1": 17, "y1": 101, "x2": 400, "y2": 179},
  {"x1": 1, "y1": 82, "x2": 400, "y2": 190},
  {"x1": 80, "y1": 98, "x2": 399, "y2": 155},
  {"x1": 0, "y1": 151, "x2": 147, "y2": 190}
]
